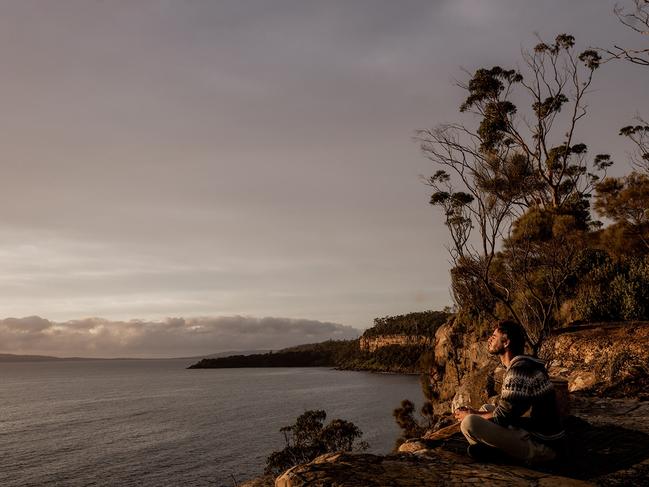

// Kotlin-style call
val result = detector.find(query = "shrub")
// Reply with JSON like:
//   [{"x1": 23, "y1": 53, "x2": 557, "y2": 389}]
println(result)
[
  {"x1": 363, "y1": 310, "x2": 451, "y2": 338},
  {"x1": 573, "y1": 254, "x2": 649, "y2": 321},
  {"x1": 392, "y1": 400, "x2": 426, "y2": 448},
  {"x1": 264, "y1": 410, "x2": 368, "y2": 476}
]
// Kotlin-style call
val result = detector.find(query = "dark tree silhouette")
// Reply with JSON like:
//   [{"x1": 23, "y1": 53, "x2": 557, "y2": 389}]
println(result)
[
  {"x1": 620, "y1": 121, "x2": 649, "y2": 173},
  {"x1": 595, "y1": 171, "x2": 649, "y2": 250},
  {"x1": 264, "y1": 410, "x2": 367, "y2": 476},
  {"x1": 418, "y1": 34, "x2": 609, "y2": 353},
  {"x1": 602, "y1": 0, "x2": 649, "y2": 66}
]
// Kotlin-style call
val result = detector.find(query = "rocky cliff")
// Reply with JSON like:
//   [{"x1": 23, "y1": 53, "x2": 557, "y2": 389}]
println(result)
[
  {"x1": 241, "y1": 319, "x2": 649, "y2": 486},
  {"x1": 427, "y1": 318, "x2": 649, "y2": 414},
  {"x1": 242, "y1": 395, "x2": 649, "y2": 487},
  {"x1": 243, "y1": 394, "x2": 649, "y2": 487},
  {"x1": 425, "y1": 316, "x2": 499, "y2": 414},
  {"x1": 359, "y1": 334, "x2": 432, "y2": 353},
  {"x1": 542, "y1": 322, "x2": 649, "y2": 397}
]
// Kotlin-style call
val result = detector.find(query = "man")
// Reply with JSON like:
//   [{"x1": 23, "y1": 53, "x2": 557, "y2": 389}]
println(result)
[{"x1": 453, "y1": 320, "x2": 564, "y2": 464}]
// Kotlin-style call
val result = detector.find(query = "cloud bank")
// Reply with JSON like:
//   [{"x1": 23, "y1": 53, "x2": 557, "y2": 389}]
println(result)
[{"x1": 0, "y1": 315, "x2": 360, "y2": 358}]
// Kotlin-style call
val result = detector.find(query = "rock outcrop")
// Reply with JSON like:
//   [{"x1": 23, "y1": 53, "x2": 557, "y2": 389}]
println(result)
[
  {"x1": 359, "y1": 334, "x2": 432, "y2": 353},
  {"x1": 541, "y1": 322, "x2": 649, "y2": 396},
  {"x1": 426, "y1": 317, "x2": 500, "y2": 414},
  {"x1": 265, "y1": 396, "x2": 649, "y2": 487},
  {"x1": 241, "y1": 320, "x2": 649, "y2": 487},
  {"x1": 428, "y1": 319, "x2": 649, "y2": 414},
  {"x1": 273, "y1": 451, "x2": 591, "y2": 486},
  {"x1": 241, "y1": 396, "x2": 649, "y2": 486}
]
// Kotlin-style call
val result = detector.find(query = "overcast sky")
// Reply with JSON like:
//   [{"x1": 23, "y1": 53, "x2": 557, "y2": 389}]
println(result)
[{"x1": 0, "y1": 1, "x2": 646, "y2": 357}]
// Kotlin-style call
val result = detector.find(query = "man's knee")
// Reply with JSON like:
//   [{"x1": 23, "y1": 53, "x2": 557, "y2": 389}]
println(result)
[{"x1": 460, "y1": 414, "x2": 484, "y2": 438}]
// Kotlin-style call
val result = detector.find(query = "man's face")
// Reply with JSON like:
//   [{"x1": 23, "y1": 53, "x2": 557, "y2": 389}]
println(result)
[{"x1": 487, "y1": 328, "x2": 508, "y2": 355}]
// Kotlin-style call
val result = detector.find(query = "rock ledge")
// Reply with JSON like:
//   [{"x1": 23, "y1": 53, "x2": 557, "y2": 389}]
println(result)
[{"x1": 274, "y1": 450, "x2": 591, "y2": 486}]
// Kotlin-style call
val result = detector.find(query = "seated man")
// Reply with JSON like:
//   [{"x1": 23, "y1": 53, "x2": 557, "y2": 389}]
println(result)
[{"x1": 453, "y1": 320, "x2": 564, "y2": 465}]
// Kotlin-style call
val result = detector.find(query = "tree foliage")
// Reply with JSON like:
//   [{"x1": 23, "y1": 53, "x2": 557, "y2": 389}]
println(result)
[
  {"x1": 419, "y1": 34, "x2": 609, "y2": 353},
  {"x1": 392, "y1": 400, "x2": 428, "y2": 448},
  {"x1": 188, "y1": 340, "x2": 358, "y2": 368},
  {"x1": 264, "y1": 410, "x2": 368, "y2": 476},
  {"x1": 604, "y1": 2, "x2": 649, "y2": 173},
  {"x1": 620, "y1": 121, "x2": 649, "y2": 172},
  {"x1": 572, "y1": 252, "x2": 649, "y2": 321},
  {"x1": 363, "y1": 310, "x2": 451, "y2": 338},
  {"x1": 392, "y1": 347, "x2": 450, "y2": 449},
  {"x1": 595, "y1": 171, "x2": 649, "y2": 250},
  {"x1": 602, "y1": 0, "x2": 649, "y2": 66}
]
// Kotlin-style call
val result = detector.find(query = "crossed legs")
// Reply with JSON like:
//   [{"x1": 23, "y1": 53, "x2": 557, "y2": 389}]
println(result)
[{"x1": 459, "y1": 406, "x2": 556, "y2": 464}]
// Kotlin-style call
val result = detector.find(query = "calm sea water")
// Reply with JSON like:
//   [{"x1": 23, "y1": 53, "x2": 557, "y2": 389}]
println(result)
[{"x1": 0, "y1": 360, "x2": 423, "y2": 486}]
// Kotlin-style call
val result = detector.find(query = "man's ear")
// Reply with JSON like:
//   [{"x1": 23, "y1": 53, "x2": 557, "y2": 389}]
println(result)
[{"x1": 502, "y1": 335, "x2": 510, "y2": 350}]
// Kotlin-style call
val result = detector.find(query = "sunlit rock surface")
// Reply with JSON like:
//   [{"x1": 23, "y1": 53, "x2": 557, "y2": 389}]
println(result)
[
  {"x1": 273, "y1": 451, "x2": 591, "y2": 487},
  {"x1": 267, "y1": 397, "x2": 649, "y2": 487},
  {"x1": 428, "y1": 320, "x2": 649, "y2": 415},
  {"x1": 542, "y1": 322, "x2": 649, "y2": 396},
  {"x1": 359, "y1": 334, "x2": 432, "y2": 353},
  {"x1": 241, "y1": 322, "x2": 649, "y2": 486}
]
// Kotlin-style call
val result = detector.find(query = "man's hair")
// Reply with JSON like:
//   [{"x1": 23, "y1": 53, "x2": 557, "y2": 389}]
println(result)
[{"x1": 495, "y1": 320, "x2": 526, "y2": 355}]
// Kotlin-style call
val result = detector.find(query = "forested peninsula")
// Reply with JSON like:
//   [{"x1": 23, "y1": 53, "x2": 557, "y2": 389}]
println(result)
[{"x1": 187, "y1": 310, "x2": 450, "y2": 372}]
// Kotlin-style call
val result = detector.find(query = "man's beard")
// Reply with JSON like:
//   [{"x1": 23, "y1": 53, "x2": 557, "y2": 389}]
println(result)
[{"x1": 488, "y1": 344, "x2": 505, "y2": 355}]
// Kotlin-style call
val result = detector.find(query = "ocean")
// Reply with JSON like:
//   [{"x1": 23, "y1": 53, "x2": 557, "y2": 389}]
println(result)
[{"x1": 0, "y1": 359, "x2": 423, "y2": 486}]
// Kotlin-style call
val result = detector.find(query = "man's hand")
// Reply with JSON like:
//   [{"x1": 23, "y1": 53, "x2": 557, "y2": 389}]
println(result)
[{"x1": 453, "y1": 406, "x2": 478, "y2": 422}]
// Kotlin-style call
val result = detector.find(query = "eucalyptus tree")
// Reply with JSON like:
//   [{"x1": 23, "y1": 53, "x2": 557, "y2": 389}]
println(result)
[
  {"x1": 419, "y1": 35, "x2": 610, "y2": 353},
  {"x1": 595, "y1": 171, "x2": 649, "y2": 251},
  {"x1": 605, "y1": 1, "x2": 649, "y2": 172},
  {"x1": 603, "y1": 0, "x2": 649, "y2": 66}
]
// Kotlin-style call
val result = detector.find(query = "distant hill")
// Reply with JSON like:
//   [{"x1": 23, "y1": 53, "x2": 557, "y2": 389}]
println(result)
[
  {"x1": 188, "y1": 341, "x2": 356, "y2": 369},
  {"x1": 188, "y1": 310, "x2": 453, "y2": 372},
  {"x1": 175, "y1": 350, "x2": 270, "y2": 360},
  {"x1": 0, "y1": 353, "x2": 62, "y2": 362},
  {"x1": 0, "y1": 349, "x2": 269, "y2": 362},
  {"x1": 362, "y1": 310, "x2": 451, "y2": 338}
]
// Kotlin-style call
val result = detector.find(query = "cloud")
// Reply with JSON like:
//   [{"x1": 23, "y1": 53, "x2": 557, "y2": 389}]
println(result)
[{"x1": 0, "y1": 315, "x2": 360, "y2": 358}]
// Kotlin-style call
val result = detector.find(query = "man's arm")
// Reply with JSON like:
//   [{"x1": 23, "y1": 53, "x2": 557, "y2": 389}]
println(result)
[
  {"x1": 491, "y1": 395, "x2": 531, "y2": 427},
  {"x1": 453, "y1": 407, "x2": 494, "y2": 422}
]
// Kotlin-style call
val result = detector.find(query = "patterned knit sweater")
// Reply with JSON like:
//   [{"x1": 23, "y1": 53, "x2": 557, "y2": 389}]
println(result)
[{"x1": 491, "y1": 355, "x2": 565, "y2": 442}]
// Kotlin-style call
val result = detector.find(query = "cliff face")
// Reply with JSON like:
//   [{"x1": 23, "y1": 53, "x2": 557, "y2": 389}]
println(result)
[
  {"x1": 428, "y1": 319, "x2": 649, "y2": 413},
  {"x1": 241, "y1": 319, "x2": 649, "y2": 487},
  {"x1": 359, "y1": 334, "x2": 432, "y2": 353},
  {"x1": 427, "y1": 318, "x2": 500, "y2": 413}
]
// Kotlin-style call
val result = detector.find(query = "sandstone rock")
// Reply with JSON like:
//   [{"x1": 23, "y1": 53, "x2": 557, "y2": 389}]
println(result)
[
  {"x1": 542, "y1": 322, "x2": 649, "y2": 396},
  {"x1": 427, "y1": 317, "x2": 499, "y2": 413},
  {"x1": 261, "y1": 396, "x2": 649, "y2": 487},
  {"x1": 397, "y1": 439, "x2": 429, "y2": 454},
  {"x1": 274, "y1": 451, "x2": 593, "y2": 486},
  {"x1": 397, "y1": 422, "x2": 462, "y2": 455},
  {"x1": 450, "y1": 364, "x2": 496, "y2": 411},
  {"x1": 240, "y1": 474, "x2": 275, "y2": 487},
  {"x1": 565, "y1": 370, "x2": 599, "y2": 392},
  {"x1": 570, "y1": 395, "x2": 649, "y2": 434},
  {"x1": 431, "y1": 321, "x2": 649, "y2": 414},
  {"x1": 434, "y1": 321, "x2": 454, "y2": 367},
  {"x1": 359, "y1": 334, "x2": 432, "y2": 353}
]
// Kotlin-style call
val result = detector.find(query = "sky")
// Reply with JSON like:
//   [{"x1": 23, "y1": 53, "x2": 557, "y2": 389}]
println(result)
[{"x1": 0, "y1": 0, "x2": 646, "y2": 357}]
